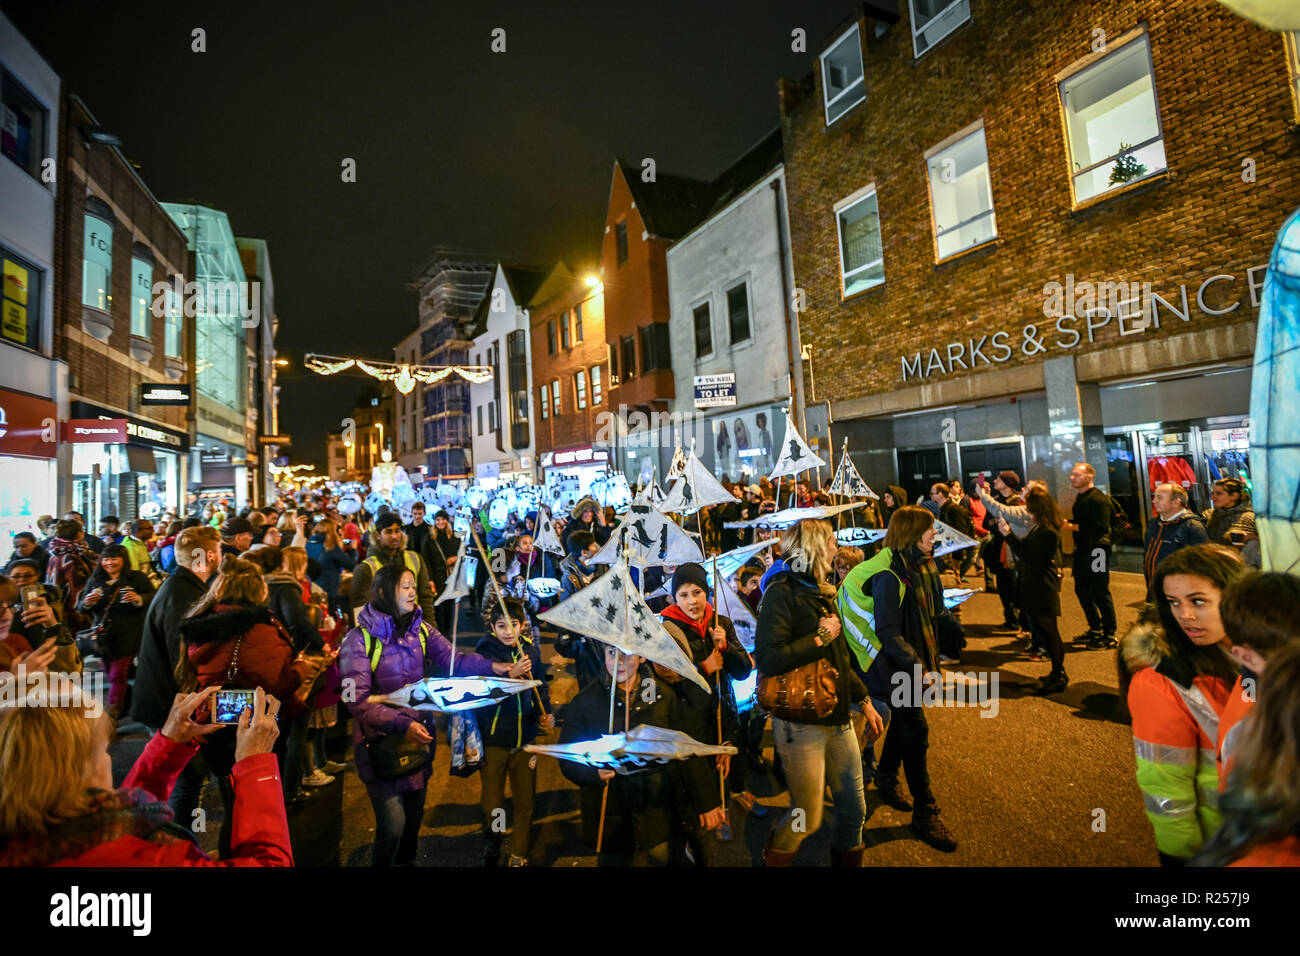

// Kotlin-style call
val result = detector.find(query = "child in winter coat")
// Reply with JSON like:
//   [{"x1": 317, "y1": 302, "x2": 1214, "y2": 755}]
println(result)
[{"x1": 474, "y1": 598, "x2": 552, "y2": 866}]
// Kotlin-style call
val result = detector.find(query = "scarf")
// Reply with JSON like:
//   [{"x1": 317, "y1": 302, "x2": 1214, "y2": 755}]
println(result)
[
  {"x1": 900, "y1": 548, "x2": 941, "y2": 672},
  {"x1": 661, "y1": 601, "x2": 714, "y2": 643},
  {"x1": 0, "y1": 787, "x2": 191, "y2": 867}
]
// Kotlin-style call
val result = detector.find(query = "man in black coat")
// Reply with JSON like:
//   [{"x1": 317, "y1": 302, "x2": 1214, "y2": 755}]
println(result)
[
  {"x1": 1066, "y1": 462, "x2": 1119, "y2": 649},
  {"x1": 129, "y1": 525, "x2": 221, "y2": 827}
]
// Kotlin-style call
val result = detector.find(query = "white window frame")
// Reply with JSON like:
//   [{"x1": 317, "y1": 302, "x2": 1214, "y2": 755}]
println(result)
[
  {"x1": 909, "y1": 0, "x2": 971, "y2": 59},
  {"x1": 1056, "y1": 28, "x2": 1166, "y2": 207},
  {"x1": 821, "y1": 23, "x2": 866, "y2": 126},
  {"x1": 539, "y1": 384, "x2": 549, "y2": 420},
  {"x1": 691, "y1": 296, "x2": 713, "y2": 360},
  {"x1": 833, "y1": 184, "x2": 885, "y2": 298},
  {"x1": 724, "y1": 277, "x2": 753, "y2": 346},
  {"x1": 1285, "y1": 32, "x2": 1300, "y2": 124},
  {"x1": 591, "y1": 364, "x2": 602, "y2": 405},
  {"x1": 575, "y1": 368, "x2": 587, "y2": 410},
  {"x1": 551, "y1": 378, "x2": 561, "y2": 416},
  {"x1": 924, "y1": 119, "x2": 997, "y2": 262}
]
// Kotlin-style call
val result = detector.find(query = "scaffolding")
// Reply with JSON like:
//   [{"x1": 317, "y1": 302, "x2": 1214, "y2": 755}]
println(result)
[{"x1": 408, "y1": 250, "x2": 494, "y2": 477}]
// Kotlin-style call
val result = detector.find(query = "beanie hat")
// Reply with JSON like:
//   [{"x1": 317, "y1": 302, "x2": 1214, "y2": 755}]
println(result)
[
  {"x1": 671, "y1": 562, "x2": 710, "y2": 597},
  {"x1": 997, "y1": 470, "x2": 1023, "y2": 493}
]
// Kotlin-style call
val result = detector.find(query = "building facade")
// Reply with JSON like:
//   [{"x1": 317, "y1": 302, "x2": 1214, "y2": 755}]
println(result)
[
  {"x1": 0, "y1": 12, "x2": 62, "y2": 550},
  {"x1": 530, "y1": 264, "x2": 611, "y2": 496},
  {"x1": 664, "y1": 131, "x2": 806, "y2": 485},
  {"x1": 392, "y1": 326, "x2": 425, "y2": 483},
  {"x1": 53, "y1": 95, "x2": 195, "y2": 528},
  {"x1": 468, "y1": 263, "x2": 547, "y2": 486},
  {"x1": 161, "y1": 202, "x2": 250, "y2": 513},
  {"x1": 236, "y1": 237, "x2": 278, "y2": 506},
  {"x1": 780, "y1": 0, "x2": 1300, "y2": 543}
]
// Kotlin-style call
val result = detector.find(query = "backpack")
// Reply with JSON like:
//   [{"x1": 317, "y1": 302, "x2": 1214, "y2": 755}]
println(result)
[
  {"x1": 46, "y1": 546, "x2": 95, "y2": 631},
  {"x1": 836, "y1": 548, "x2": 905, "y2": 673},
  {"x1": 1105, "y1": 494, "x2": 1132, "y2": 542}
]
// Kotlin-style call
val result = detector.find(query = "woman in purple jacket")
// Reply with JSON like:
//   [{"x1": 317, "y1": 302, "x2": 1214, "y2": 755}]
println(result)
[{"x1": 339, "y1": 564, "x2": 521, "y2": 866}]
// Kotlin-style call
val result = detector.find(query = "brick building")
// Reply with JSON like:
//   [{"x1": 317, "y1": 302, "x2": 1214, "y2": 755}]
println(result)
[
  {"x1": 779, "y1": 0, "x2": 1300, "y2": 542},
  {"x1": 530, "y1": 263, "x2": 610, "y2": 496},
  {"x1": 54, "y1": 93, "x2": 195, "y2": 526}
]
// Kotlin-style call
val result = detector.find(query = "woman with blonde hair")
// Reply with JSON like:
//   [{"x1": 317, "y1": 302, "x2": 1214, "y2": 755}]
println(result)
[
  {"x1": 0, "y1": 671, "x2": 291, "y2": 866},
  {"x1": 753, "y1": 519, "x2": 882, "y2": 866}
]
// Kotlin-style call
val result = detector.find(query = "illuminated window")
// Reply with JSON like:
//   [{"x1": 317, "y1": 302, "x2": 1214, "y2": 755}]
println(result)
[
  {"x1": 131, "y1": 253, "x2": 153, "y2": 338},
  {"x1": 821, "y1": 24, "x2": 865, "y2": 125},
  {"x1": 926, "y1": 124, "x2": 997, "y2": 260},
  {"x1": 1059, "y1": 32, "x2": 1166, "y2": 204},
  {"x1": 575, "y1": 369, "x2": 587, "y2": 410},
  {"x1": 910, "y1": 0, "x2": 971, "y2": 58},
  {"x1": 2, "y1": 248, "x2": 42, "y2": 352},
  {"x1": 82, "y1": 212, "x2": 113, "y2": 310},
  {"x1": 561, "y1": 310, "x2": 570, "y2": 349},
  {"x1": 835, "y1": 186, "x2": 884, "y2": 297},
  {"x1": 551, "y1": 379, "x2": 561, "y2": 415},
  {"x1": 591, "y1": 365, "x2": 602, "y2": 405},
  {"x1": 539, "y1": 384, "x2": 549, "y2": 420}
]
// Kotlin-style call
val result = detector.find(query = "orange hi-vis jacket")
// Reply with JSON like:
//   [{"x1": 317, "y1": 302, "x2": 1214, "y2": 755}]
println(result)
[
  {"x1": 1216, "y1": 672, "x2": 1254, "y2": 792},
  {"x1": 1122, "y1": 621, "x2": 1232, "y2": 860}
]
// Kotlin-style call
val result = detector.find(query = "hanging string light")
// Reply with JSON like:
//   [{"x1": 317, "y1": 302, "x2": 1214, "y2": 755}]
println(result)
[{"x1": 305, "y1": 352, "x2": 493, "y2": 392}]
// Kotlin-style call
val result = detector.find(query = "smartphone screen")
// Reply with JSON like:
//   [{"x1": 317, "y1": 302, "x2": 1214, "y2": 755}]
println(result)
[{"x1": 213, "y1": 689, "x2": 255, "y2": 725}]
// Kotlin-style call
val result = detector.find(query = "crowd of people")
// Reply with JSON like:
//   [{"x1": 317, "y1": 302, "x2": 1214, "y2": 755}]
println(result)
[{"x1": 0, "y1": 461, "x2": 1293, "y2": 868}]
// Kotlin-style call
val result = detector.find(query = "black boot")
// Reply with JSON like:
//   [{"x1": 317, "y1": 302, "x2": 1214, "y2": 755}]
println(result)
[
  {"x1": 482, "y1": 832, "x2": 503, "y2": 867},
  {"x1": 1033, "y1": 669, "x2": 1070, "y2": 696},
  {"x1": 911, "y1": 802, "x2": 957, "y2": 852},
  {"x1": 873, "y1": 771, "x2": 913, "y2": 812}
]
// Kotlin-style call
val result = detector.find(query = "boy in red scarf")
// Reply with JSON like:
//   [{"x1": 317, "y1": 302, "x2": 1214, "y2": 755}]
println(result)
[{"x1": 659, "y1": 562, "x2": 758, "y2": 863}]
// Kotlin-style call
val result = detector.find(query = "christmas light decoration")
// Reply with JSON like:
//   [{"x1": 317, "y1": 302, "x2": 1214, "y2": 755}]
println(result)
[{"x1": 305, "y1": 352, "x2": 493, "y2": 393}]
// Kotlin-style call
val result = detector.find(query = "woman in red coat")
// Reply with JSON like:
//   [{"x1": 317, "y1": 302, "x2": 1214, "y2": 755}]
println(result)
[{"x1": 0, "y1": 677, "x2": 292, "y2": 867}]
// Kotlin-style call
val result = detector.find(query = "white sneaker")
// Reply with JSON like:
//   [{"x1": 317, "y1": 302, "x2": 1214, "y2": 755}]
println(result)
[{"x1": 301, "y1": 769, "x2": 335, "y2": 787}]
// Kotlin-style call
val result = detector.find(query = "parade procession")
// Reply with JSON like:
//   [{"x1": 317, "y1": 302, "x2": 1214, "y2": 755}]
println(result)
[{"x1": 0, "y1": 0, "x2": 1298, "y2": 936}]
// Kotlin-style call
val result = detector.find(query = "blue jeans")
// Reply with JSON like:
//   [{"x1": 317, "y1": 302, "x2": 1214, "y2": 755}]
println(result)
[
  {"x1": 369, "y1": 787, "x2": 428, "y2": 866},
  {"x1": 770, "y1": 719, "x2": 866, "y2": 853}
]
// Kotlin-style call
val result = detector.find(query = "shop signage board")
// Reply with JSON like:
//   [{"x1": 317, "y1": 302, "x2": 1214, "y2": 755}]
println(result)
[
  {"x1": 69, "y1": 402, "x2": 188, "y2": 452},
  {"x1": 694, "y1": 373, "x2": 737, "y2": 408},
  {"x1": 63, "y1": 419, "x2": 128, "y2": 443},
  {"x1": 0, "y1": 387, "x2": 58, "y2": 459},
  {"x1": 139, "y1": 383, "x2": 192, "y2": 406},
  {"x1": 258, "y1": 434, "x2": 291, "y2": 445}
]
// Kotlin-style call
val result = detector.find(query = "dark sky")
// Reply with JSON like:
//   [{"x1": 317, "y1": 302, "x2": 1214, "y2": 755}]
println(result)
[{"x1": 5, "y1": 0, "x2": 855, "y2": 467}]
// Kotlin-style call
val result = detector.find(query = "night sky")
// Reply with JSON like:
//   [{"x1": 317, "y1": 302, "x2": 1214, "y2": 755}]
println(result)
[{"x1": 5, "y1": 0, "x2": 855, "y2": 467}]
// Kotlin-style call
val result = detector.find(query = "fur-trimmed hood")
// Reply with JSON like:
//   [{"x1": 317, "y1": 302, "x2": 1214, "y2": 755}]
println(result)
[
  {"x1": 178, "y1": 603, "x2": 276, "y2": 647},
  {"x1": 1120, "y1": 613, "x2": 1173, "y2": 673}
]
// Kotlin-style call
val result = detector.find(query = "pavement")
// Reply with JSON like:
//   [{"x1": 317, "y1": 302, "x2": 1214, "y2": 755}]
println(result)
[{"x1": 110, "y1": 566, "x2": 1159, "y2": 866}]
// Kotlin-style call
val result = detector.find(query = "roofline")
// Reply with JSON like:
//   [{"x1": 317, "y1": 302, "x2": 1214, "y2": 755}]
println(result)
[{"x1": 667, "y1": 164, "x2": 785, "y2": 252}]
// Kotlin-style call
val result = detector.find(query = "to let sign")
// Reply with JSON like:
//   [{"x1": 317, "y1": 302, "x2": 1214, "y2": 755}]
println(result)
[{"x1": 694, "y1": 373, "x2": 737, "y2": 408}]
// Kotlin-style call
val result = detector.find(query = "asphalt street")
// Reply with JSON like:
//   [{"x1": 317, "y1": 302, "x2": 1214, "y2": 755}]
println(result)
[{"x1": 111, "y1": 567, "x2": 1159, "y2": 866}]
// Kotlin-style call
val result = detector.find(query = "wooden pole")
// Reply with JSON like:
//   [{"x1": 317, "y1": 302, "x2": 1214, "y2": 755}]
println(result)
[
  {"x1": 596, "y1": 783, "x2": 609, "y2": 854},
  {"x1": 710, "y1": 557, "x2": 725, "y2": 813},
  {"x1": 470, "y1": 526, "x2": 547, "y2": 714}
]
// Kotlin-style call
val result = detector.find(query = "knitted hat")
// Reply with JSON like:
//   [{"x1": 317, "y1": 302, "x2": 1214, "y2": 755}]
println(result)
[
  {"x1": 671, "y1": 562, "x2": 710, "y2": 597},
  {"x1": 997, "y1": 470, "x2": 1023, "y2": 493}
]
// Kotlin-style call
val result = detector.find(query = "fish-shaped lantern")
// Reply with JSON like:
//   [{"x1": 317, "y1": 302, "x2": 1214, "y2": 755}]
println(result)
[
  {"x1": 525, "y1": 724, "x2": 737, "y2": 774},
  {"x1": 369, "y1": 675, "x2": 542, "y2": 713}
]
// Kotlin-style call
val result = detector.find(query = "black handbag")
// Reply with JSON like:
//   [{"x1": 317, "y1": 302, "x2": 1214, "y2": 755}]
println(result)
[{"x1": 364, "y1": 731, "x2": 433, "y2": 780}]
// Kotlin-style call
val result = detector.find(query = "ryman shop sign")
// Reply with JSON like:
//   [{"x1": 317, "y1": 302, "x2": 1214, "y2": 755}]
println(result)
[{"x1": 899, "y1": 264, "x2": 1267, "y2": 382}]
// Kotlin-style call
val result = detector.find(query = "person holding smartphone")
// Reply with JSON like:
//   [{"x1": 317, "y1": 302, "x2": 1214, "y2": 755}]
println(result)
[
  {"x1": 0, "y1": 562, "x2": 78, "y2": 674},
  {"x1": 78, "y1": 544, "x2": 155, "y2": 718}
]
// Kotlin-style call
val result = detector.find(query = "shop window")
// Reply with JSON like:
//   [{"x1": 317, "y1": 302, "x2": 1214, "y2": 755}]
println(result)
[
  {"x1": 726, "y1": 282, "x2": 751, "y2": 345},
  {"x1": 1059, "y1": 32, "x2": 1166, "y2": 205},
  {"x1": 162, "y1": 286, "x2": 182, "y2": 356},
  {"x1": 910, "y1": 0, "x2": 971, "y2": 58},
  {"x1": 835, "y1": 186, "x2": 885, "y2": 297},
  {"x1": 821, "y1": 23, "x2": 865, "y2": 125},
  {"x1": 551, "y1": 379, "x2": 561, "y2": 415},
  {"x1": 693, "y1": 301, "x2": 713, "y2": 358},
  {"x1": 575, "y1": 369, "x2": 587, "y2": 410},
  {"x1": 131, "y1": 256, "x2": 153, "y2": 338},
  {"x1": 591, "y1": 364, "x2": 602, "y2": 405},
  {"x1": 609, "y1": 342, "x2": 619, "y2": 384},
  {"x1": 82, "y1": 212, "x2": 113, "y2": 311},
  {"x1": 926, "y1": 124, "x2": 997, "y2": 260},
  {"x1": 1286, "y1": 32, "x2": 1300, "y2": 124},
  {"x1": 620, "y1": 335, "x2": 637, "y2": 381},
  {"x1": 1, "y1": 69, "x2": 48, "y2": 182},
  {"x1": 539, "y1": 384, "x2": 549, "y2": 420},
  {"x1": 574, "y1": 302, "x2": 583, "y2": 342},
  {"x1": 2, "y1": 248, "x2": 43, "y2": 352},
  {"x1": 615, "y1": 221, "x2": 628, "y2": 265},
  {"x1": 561, "y1": 310, "x2": 571, "y2": 349},
  {"x1": 547, "y1": 319, "x2": 556, "y2": 355}
]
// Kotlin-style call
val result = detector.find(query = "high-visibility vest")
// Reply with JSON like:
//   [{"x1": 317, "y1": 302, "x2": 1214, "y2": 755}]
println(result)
[
  {"x1": 359, "y1": 621, "x2": 430, "y2": 672},
  {"x1": 364, "y1": 550, "x2": 421, "y2": 579},
  {"x1": 1128, "y1": 667, "x2": 1231, "y2": 859},
  {"x1": 837, "y1": 547, "x2": 904, "y2": 673},
  {"x1": 1216, "y1": 673, "x2": 1253, "y2": 792}
]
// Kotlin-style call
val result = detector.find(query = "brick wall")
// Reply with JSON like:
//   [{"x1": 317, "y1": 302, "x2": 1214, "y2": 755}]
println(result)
[
  {"x1": 531, "y1": 276, "x2": 609, "y2": 459},
  {"x1": 54, "y1": 95, "x2": 194, "y2": 436},
  {"x1": 780, "y1": 0, "x2": 1300, "y2": 410}
]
